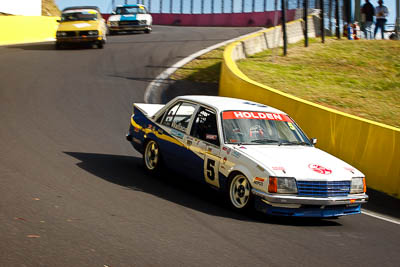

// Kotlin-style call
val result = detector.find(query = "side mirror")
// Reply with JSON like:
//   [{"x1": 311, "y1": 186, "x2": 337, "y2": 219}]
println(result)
[
  {"x1": 56, "y1": 19, "x2": 61, "y2": 23},
  {"x1": 112, "y1": 11, "x2": 116, "y2": 15},
  {"x1": 311, "y1": 138, "x2": 317, "y2": 145}
]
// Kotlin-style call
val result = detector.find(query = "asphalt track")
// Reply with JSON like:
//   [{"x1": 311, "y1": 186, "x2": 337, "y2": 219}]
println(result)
[{"x1": 1, "y1": 26, "x2": 399, "y2": 267}]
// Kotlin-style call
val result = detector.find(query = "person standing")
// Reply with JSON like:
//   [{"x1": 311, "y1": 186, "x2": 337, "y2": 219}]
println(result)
[
  {"x1": 374, "y1": 0, "x2": 389, "y2": 39},
  {"x1": 361, "y1": 0, "x2": 375, "y2": 39}
]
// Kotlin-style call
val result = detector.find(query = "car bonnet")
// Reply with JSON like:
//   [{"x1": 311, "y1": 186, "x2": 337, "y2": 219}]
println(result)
[{"x1": 232, "y1": 145, "x2": 364, "y2": 181}]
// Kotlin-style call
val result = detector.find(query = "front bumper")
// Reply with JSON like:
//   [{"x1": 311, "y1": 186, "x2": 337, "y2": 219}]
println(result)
[
  {"x1": 109, "y1": 25, "x2": 151, "y2": 31},
  {"x1": 56, "y1": 36, "x2": 102, "y2": 43},
  {"x1": 252, "y1": 189, "x2": 368, "y2": 217}
]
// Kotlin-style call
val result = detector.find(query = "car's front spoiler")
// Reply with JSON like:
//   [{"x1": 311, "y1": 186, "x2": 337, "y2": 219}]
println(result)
[{"x1": 252, "y1": 189, "x2": 368, "y2": 206}]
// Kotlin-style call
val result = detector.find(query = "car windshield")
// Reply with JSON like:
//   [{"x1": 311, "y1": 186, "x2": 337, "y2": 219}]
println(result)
[
  {"x1": 116, "y1": 6, "x2": 148, "y2": 14},
  {"x1": 222, "y1": 111, "x2": 311, "y2": 146},
  {"x1": 61, "y1": 11, "x2": 97, "y2": 21}
]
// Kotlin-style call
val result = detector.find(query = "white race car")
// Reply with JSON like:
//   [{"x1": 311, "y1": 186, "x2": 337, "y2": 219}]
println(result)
[
  {"x1": 126, "y1": 96, "x2": 368, "y2": 218},
  {"x1": 107, "y1": 4, "x2": 152, "y2": 34}
]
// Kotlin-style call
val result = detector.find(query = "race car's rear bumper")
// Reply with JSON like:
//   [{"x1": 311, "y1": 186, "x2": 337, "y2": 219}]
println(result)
[{"x1": 252, "y1": 189, "x2": 368, "y2": 217}]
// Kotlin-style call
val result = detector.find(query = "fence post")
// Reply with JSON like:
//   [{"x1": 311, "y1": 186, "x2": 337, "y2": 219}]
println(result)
[
  {"x1": 180, "y1": 0, "x2": 183, "y2": 13},
  {"x1": 282, "y1": 0, "x2": 288, "y2": 56},
  {"x1": 320, "y1": 0, "x2": 325, "y2": 43},
  {"x1": 335, "y1": 0, "x2": 340, "y2": 39},
  {"x1": 304, "y1": 0, "x2": 309, "y2": 47}
]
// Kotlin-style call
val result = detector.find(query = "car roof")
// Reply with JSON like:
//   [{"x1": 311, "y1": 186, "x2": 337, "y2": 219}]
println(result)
[
  {"x1": 62, "y1": 6, "x2": 100, "y2": 13},
  {"x1": 175, "y1": 95, "x2": 286, "y2": 114}
]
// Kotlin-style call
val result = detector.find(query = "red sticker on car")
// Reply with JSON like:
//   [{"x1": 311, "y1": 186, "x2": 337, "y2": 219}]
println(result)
[
  {"x1": 308, "y1": 164, "x2": 332, "y2": 175},
  {"x1": 222, "y1": 111, "x2": 292, "y2": 122}
]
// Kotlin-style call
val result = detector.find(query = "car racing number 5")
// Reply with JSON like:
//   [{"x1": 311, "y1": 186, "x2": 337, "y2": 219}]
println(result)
[{"x1": 203, "y1": 146, "x2": 220, "y2": 188}]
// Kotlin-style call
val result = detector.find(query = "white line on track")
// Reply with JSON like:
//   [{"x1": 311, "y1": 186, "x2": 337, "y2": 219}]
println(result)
[
  {"x1": 144, "y1": 27, "x2": 266, "y2": 103},
  {"x1": 362, "y1": 209, "x2": 400, "y2": 225}
]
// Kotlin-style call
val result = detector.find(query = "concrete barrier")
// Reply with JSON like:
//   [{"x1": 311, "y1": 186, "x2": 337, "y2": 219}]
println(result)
[
  {"x1": 219, "y1": 17, "x2": 400, "y2": 199},
  {"x1": 0, "y1": 16, "x2": 59, "y2": 46}
]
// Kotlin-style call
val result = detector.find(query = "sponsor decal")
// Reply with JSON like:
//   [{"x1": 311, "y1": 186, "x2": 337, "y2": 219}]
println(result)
[
  {"x1": 206, "y1": 134, "x2": 217, "y2": 140},
  {"x1": 287, "y1": 122, "x2": 296, "y2": 130},
  {"x1": 223, "y1": 157, "x2": 227, "y2": 164},
  {"x1": 239, "y1": 146, "x2": 247, "y2": 149},
  {"x1": 254, "y1": 177, "x2": 265, "y2": 186},
  {"x1": 232, "y1": 151, "x2": 241, "y2": 158},
  {"x1": 223, "y1": 147, "x2": 232, "y2": 154},
  {"x1": 272, "y1": 166, "x2": 286, "y2": 174},
  {"x1": 171, "y1": 129, "x2": 184, "y2": 139},
  {"x1": 308, "y1": 164, "x2": 332, "y2": 175},
  {"x1": 148, "y1": 124, "x2": 152, "y2": 129},
  {"x1": 222, "y1": 111, "x2": 292, "y2": 122},
  {"x1": 134, "y1": 127, "x2": 140, "y2": 133}
]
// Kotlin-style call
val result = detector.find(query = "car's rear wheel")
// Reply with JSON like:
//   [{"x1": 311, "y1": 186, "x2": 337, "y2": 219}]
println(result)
[
  {"x1": 97, "y1": 41, "x2": 104, "y2": 49},
  {"x1": 145, "y1": 27, "x2": 152, "y2": 34},
  {"x1": 228, "y1": 173, "x2": 253, "y2": 210},
  {"x1": 143, "y1": 140, "x2": 161, "y2": 173}
]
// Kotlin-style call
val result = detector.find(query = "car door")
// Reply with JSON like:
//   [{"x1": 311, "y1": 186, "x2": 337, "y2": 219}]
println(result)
[
  {"x1": 158, "y1": 101, "x2": 197, "y2": 174},
  {"x1": 189, "y1": 107, "x2": 221, "y2": 188}
]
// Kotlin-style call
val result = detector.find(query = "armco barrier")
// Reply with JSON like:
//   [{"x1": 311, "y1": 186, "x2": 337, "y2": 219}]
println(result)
[
  {"x1": 0, "y1": 16, "x2": 59, "y2": 46},
  {"x1": 219, "y1": 18, "x2": 400, "y2": 199}
]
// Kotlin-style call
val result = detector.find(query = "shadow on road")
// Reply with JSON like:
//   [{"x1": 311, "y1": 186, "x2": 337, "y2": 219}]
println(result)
[
  {"x1": 6, "y1": 42, "x2": 101, "y2": 50},
  {"x1": 64, "y1": 151, "x2": 341, "y2": 227}
]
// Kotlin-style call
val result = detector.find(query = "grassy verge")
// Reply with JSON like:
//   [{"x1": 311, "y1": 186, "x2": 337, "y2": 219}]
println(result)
[
  {"x1": 172, "y1": 38, "x2": 400, "y2": 128},
  {"x1": 171, "y1": 46, "x2": 224, "y2": 83}
]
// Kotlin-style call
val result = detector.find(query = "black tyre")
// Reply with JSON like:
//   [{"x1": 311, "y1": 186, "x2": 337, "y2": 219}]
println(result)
[
  {"x1": 227, "y1": 173, "x2": 253, "y2": 210},
  {"x1": 55, "y1": 42, "x2": 62, "y2": 49},
  {"x1": 143, "y1": 140, "x2": 161, "y2": 173},
  {"x1": 144, "y1": 27, "x2": 152, "y2": 34},
  {"x1": 97, "y1": 41, "x2": 104, "y2": 49}
]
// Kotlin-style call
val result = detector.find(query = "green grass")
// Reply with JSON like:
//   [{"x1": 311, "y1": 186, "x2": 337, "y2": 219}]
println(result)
[
  {"x1": 238, "y1": 38, "x2": 400, "y2": 128},
  {"x1": 171, "y1": 46, "x2": 224, "y2": 83},
  {"x1": 172, "y1": 38, "x2": 400, "y2": 128}
]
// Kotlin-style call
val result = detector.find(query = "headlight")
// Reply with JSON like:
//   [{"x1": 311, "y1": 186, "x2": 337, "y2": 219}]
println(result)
[
  {"x1": 56, "y1": 31, "x2": 67, "y2": 37},
  {"x1": 88, "y1": 30, "x2": 98, "y2": 35},
  {"x1": 268, "y1": 176, "x2": 297, "y2": 194},
  {"x1": 350, "y1": 177, "x2": 366, "y2": 194}
]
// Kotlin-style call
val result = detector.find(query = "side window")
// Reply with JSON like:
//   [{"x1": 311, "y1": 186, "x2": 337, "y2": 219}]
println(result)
[
  {"x1": 191, "y1": 107, "x2": 220, "y2": 146},
  {"x1": 162, "y1": 103, "x2": 181, "y2": 127},
  {"x1": 162, "y1": 102, "x2": 197, "y2": 132}
]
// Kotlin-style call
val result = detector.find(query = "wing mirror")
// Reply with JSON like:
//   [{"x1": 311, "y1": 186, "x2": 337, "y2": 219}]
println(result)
[
  {"x1": 311, "y1": 138, "x2": 317, "y2": 145},
  {"x1": 112, "y1": 11, "x2": 116, "y2": 15},
  {"x1": 56, "y1": 19, "x2": 61, "y2": 23}
]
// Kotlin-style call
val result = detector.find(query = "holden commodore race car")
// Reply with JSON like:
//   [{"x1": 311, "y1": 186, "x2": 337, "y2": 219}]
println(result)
[
  {"x1": 107, "y1": 4, "x2": 152, "y2": 34},
  {"x1": 56, "y1": 6, "x2": 107, "y2": 49},
  {"x1": 126, "y1": 96, "x2": 368, "y2": 218}
]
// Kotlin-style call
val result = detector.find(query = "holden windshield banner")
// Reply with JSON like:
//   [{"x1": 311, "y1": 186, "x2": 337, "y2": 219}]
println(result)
[{"x1": 222, "y1": 111, "x2": 292, "y2": 122}]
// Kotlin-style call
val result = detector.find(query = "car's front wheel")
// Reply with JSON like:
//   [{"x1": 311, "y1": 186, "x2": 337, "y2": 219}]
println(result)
[
  {"x1": 228, "y1": 173, "x2": 253, "y2": 210},
  {"x1": 143, "y1": 140, "x2": 161, "y2": 173}
]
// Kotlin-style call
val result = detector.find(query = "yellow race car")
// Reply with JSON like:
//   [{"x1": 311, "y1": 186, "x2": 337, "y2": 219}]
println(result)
[{"x1": 56, "y1": 6, "x2": 107, "y2": 49}]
